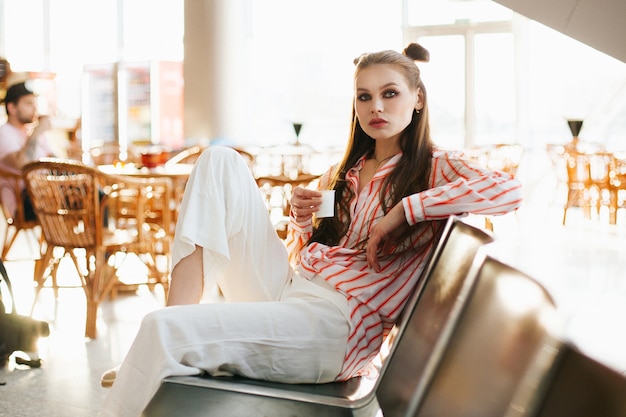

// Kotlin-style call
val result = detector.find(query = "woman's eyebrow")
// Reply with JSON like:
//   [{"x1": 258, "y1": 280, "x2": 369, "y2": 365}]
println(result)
[{"x1": 356, "y1": 82, "x2": 400, "y2": 92}]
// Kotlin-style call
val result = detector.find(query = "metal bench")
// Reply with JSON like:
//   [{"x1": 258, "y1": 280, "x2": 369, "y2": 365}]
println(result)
[
  {"x1": 510, "y1": 341, "x2": 626, "y2": 417},
  {"x1": 142, "y1": 216, "x2": 495, "y2": 417},
  {"x1": 405, "y1": 253, "x2": 560, "y2": 417}
]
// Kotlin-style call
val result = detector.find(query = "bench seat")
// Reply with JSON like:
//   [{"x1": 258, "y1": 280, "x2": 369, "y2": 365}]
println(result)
[{"x1": 143, "y1": 374, "x2": 379, "y2": 417}]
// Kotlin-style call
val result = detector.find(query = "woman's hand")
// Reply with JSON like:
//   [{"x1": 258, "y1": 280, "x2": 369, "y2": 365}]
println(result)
[
  {"x1": 290, "y1": 186, "x2": 323, "y2": 222},
  {"x1": 366, "y1": 202, "x2": 408, "y2": 272}
]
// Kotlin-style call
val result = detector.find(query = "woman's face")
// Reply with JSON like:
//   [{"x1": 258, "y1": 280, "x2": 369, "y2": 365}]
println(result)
[{"x1": 354, "y1": 63, "x2": 422, "y2": 143}]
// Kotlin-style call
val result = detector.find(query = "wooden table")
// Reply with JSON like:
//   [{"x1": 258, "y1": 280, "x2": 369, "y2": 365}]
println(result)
[{"x1": 97, "y1": 163, "x2": 195, "y2": 179}]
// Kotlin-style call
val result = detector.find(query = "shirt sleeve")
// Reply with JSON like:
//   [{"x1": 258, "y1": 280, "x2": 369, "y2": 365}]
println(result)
[
  {"x1": 0, "y1": 125, "x2": 23, "y2": 160},
  {"x1": 402, "y1": 150, "x2": 523, "y2": 225}
]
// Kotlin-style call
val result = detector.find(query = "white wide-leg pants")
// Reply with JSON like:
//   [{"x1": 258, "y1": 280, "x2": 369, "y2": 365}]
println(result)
[{"x1": 99, "y1": 147, "x2": 350, "y2": 417}]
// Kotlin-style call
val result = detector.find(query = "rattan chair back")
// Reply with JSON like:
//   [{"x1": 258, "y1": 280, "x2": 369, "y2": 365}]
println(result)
[
  {"x1": 0, "y1": 166, "x2": 41, "y2": 259},
  {"x1": 22, "y1": 158, "x2": 172, "y2": 338}
]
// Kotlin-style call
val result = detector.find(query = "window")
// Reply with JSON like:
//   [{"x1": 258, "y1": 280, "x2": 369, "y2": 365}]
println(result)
[
  {"x1": 403, "y1": 0, "x2": 626, "y2": 153},
  {"x1": 403, "y1": 1, "x2": 515, "y2": 148},
  {"x1": 405, "y1": 0, "x2": 512, "y2": 26},
  {"x1": 3, "y1": 0, "x2": 625, "y2": 153},
  {"x1": 474, "y1": 32, "x2": 516, "y2": 145},
  {"x1": 1, "y1": 0, "x2": 183, "y2": 120},
  {"x1": 418, "y1": 35, "x2": 465, "y2": 149}
]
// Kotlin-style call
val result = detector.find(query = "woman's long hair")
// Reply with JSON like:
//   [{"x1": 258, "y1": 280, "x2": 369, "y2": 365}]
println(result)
[{"x1": 308, "y1": 43, "x2": 444, "y2": 253}]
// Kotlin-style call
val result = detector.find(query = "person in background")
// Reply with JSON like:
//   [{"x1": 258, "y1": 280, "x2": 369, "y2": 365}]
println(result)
[
  {"x1": 0, "y1": 81, "x2": 55, "y2": 221},
  {"x1": 99, "y1": 43, "x2": 523, "y2": 417}
]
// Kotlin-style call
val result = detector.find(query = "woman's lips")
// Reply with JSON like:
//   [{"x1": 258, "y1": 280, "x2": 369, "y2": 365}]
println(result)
[{"x1": 369, "y1": 118, "x2": 387, "y2": 128}]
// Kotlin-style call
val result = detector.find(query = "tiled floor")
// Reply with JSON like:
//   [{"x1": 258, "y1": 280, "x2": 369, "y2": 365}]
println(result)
[
  {"x1": 0, "y1": 250, "x2": 165, "y2": 417},
  {"x1": 1, "y1": 152, "x2": 626, "y2": 416}
]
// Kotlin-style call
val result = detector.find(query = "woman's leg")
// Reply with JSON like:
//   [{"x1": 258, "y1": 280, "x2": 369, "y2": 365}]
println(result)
[
  {"x1": 100, "y1": 146, "x2": 304, "y2": 413},
  {"x1": 102, "y1": 146, "x2": 289, "y2": 384},
  {"x1": 171, "y1": 146, "x2": 291, "y2": 303},
  {"x1": 99, "y1": 295, "x2": 349, "y2": 417},
  {"x1": 166, "y1": 245, "x2": 203, "y2": 306}
]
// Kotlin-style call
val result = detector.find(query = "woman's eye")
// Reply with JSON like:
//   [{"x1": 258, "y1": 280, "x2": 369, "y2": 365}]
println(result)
[
  {"x1": 384, "y1": 90, "x2": 398, "y2": 98},
  {"x1": 357, "y1": 93, "x2": 371, "y2": 101}
]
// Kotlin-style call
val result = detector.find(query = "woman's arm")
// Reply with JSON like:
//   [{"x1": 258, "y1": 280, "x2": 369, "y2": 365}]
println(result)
[
  {"x1": 403, "y1": 150, "x2": 523, "y2": 224},
  {"x1": 366, "y1": 150, "x2": 522, "y2": 271},
  {"x1": 284, "y1": 169, "x2": 333, "y2": 265}
]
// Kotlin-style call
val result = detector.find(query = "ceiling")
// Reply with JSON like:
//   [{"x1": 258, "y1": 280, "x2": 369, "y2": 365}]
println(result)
[{"x1": 492, "y1": 0, "x2": 626, "y2": 63}]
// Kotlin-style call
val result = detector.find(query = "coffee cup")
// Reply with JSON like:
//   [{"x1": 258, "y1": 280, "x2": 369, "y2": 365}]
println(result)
[{"x1": 316, "y1": 190, "x2": 335, "y2": 218}]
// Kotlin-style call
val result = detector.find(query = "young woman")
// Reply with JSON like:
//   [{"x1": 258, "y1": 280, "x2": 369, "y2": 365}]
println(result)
[{"x1": 99, "y1": 43, "x2": 522, "y2": 416}]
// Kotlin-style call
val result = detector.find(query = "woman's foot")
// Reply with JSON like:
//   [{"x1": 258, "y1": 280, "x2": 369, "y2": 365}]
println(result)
[{"x1": 100, "y1": 365, "x2": 120, "y2": 388}]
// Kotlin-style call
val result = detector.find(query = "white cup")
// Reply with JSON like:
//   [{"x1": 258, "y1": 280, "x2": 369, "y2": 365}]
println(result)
[{"x1": 316, "y1": 190, "x2": 335, "y2": 218}]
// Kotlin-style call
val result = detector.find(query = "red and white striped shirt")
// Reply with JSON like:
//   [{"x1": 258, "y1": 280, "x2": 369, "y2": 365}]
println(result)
[{"x1": 285, "y1": 149, "x2": 523, "y2": 380}]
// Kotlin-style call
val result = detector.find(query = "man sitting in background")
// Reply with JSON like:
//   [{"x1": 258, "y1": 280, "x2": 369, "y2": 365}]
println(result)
[{"x1": 0, "y1": 81, "x2": 55, "y2": 221}]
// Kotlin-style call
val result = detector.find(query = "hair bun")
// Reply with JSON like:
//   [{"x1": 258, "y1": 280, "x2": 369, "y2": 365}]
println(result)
[{"x1": 403, "y1": 43, "x2": 430, "y2": 63}]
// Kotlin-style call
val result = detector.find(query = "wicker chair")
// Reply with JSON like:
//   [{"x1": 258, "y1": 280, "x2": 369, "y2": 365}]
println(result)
[
  {"x1": 103, "y1": 166, "x2": 174, "y2": 298},
  {"x1": 0, "y1": 166, "x2": 42, "y2": 259},
  {"x1": 609, "y1": 152, "x2": 626, "y2": 225},
  {"x1": 162, "y1": 145, "x2": 204, "y2": 223},
  {"x1": 22, "y1": 158, "x2": 172, "y2": 338},
  {"x1": 561, "y1": 151, "x2": 616, "y2": 225},
  {"x1": 255, "y1": 173, "x2": 321, "y2": 239},
  {"x1": 165, "y1": 145, "x2": 253, "y2": 168},
  {"x1": 164, "y1": 145, "x2": 204, "y2": 166}
]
